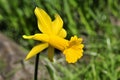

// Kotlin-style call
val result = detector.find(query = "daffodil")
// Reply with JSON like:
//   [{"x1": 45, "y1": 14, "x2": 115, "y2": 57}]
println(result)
[{"x1": 23, "y1": 7, "x2": 84, "y2": 63}]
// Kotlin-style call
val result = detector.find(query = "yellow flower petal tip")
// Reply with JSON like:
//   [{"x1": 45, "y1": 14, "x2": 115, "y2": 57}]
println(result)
[
  {"x1": 25, "y1": 55, "x2": 31, "y2": 60},
  {"x1": 24, "y1": 57, "x2": 29, "y2": 61},
  {"x1": 35, "y1": 7, "x2": 43, "y2": 13},
  {"x1": 24, "y1": 54, "x2": 32, "y2": 61},
  {"x1": 22, "y1": 35, "x2": 31, "y2": 39},
  {"x1": 22, "y1": 35, "x2": 26, "y2": 38}
]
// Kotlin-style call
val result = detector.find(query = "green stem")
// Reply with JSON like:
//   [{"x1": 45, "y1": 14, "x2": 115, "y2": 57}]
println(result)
[{"x1": 34, "y1": 53, "x2": 40, "y2": 80}]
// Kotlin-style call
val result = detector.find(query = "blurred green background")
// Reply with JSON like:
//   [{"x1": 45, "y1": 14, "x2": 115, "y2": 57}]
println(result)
[{"x1": 0, "y1": 0, "x2": 120, "y2": 80}]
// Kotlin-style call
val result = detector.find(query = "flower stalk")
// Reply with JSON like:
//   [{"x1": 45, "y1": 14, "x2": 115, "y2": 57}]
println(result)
[{"x1": 34, "y1": 53, "x2": 40, "y2": 80}]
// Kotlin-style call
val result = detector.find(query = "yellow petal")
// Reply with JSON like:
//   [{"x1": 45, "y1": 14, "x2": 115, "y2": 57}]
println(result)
[
  {"x1": 23, "y1": 34, "x2": 49, "y2": 42},
  {"x1": 25, "y1": 43, "x2": 48, "y2": 60},
  {"x1": 48, "y1": 46, "x2": 54, "y2": 61},
  {"x1": 52, "y1": 14, "x2": 63, "y2": 35},
  {"x1": 63, "y1": 48, "x2": 83, "y2": 63},
  {"x1": 58, "y1": 29, "x2": 67, "y2": 38},
  {"x1": 49, "y1": 35, "x2": 68, "y2": 51},
  {"x1": 35, "y1": 7, "x2": 52, "y2": 34}
]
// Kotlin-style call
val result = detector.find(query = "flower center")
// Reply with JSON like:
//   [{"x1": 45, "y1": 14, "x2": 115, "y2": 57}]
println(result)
[{"x1": 48, "y1": 35, "x2": 68, "y2": 51}]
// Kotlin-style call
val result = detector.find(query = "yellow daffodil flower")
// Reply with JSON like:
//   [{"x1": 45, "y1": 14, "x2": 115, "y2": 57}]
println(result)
[{"x1": 23, "y1": 7, "x2": 84, "y2": 63}]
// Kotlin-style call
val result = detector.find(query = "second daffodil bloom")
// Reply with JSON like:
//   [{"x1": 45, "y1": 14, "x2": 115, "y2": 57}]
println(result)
[{"x1": 23, "y1": 7, "x2": 84, "y2": 63}]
